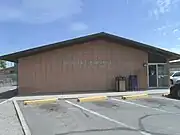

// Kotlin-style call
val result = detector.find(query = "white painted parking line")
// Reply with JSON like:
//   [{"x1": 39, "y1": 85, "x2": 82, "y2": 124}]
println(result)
[
  {"x1": 13, "y1": 100, "x2": 31, "y2": 135},
  {"x1": 65, "y1": 100, "x2": 151, "y2": 135},
  {"x1": 111, "y1": 98, "x2": 172, "y2": 113},
  {"x1": 0, "y1": 97, "x2": 14, "y2": 105}
]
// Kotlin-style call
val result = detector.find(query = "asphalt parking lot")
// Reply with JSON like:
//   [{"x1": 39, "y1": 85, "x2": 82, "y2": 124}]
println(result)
[{"x1": 18, "y1": 95, "x2": 180, "y2": 135}]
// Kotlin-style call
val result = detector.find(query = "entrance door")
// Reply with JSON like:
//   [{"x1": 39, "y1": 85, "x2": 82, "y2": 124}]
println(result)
[
  {"x1": 157, "y1": 64, "x2": 169, "y2": 87},
  {"x1": 148, "y1": 64, "x2": 169, "y2": 88},
  {"x1": 148, "y1": 65, "x2": 157, "y2": 87}
]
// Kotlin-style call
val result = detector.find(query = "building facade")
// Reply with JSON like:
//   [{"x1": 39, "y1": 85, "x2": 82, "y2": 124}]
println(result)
[{"x1": 0, "y1": 32, "x2": 179, "y2": 95}]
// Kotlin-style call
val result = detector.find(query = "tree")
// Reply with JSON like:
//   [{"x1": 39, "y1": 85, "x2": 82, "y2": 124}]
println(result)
[{"x1": 0, "y1": 60, "x2": 6, "y2": 69}]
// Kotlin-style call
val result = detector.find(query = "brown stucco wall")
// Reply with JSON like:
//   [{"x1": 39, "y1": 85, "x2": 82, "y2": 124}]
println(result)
[{"x1": 18, "y1": 40, "x2": 148, "y2": 94}]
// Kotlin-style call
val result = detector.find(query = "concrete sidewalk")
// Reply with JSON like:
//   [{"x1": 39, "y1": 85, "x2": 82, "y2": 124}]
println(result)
[
  {"x1": 0, "y1": 101, "x2": 23, "y2": 135},
  {"x1": 13, "y1": 89, "x2": 169, "y2": 101},
  {"x1": 0, "y1": 86, "x2": 17, "y2": 93}
]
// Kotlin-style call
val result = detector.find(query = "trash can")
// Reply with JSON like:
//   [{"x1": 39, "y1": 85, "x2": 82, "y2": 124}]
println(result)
[
  {"x1": 115, "y1": 76, "x2": 126, "y2": 92},
  {"x1": 128, "y1": 75, "x2": 138, "y2": 91},
  {"x1": 119, "y1": 76, "x2": 126, "y2": 91},
  {"x1": 115, "y1": 76, "x2": 120, "y2": 92}
]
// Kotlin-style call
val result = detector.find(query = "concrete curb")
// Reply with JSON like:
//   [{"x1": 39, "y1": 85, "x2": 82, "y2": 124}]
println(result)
[
  {"x1": 122, "y1": 94, "x2": 149, "y2": 100},
  {"x1": 77, "y1": 96, "x2": 107, "y2": 102},
  {"x1": 13, "y1": 89, "x2": 169, "y2": 101},
  {"x1": 24, "y1": 98, "x2": 58, "y2": 105},
  {"x1": 13, "y1": 100, "x2": 31, "y2": 135}
]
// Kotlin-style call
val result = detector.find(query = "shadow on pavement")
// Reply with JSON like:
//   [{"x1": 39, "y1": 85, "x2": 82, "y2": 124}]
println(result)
[
  {"x1": 56, "y1": 127, "x2": 137, "y2": 135},
  {"x1": 166, "y1": 94, "x2": 180, "y2": 100},
  {"x1": 0, "y1": 89, "x2": 18, "y2": 99}
]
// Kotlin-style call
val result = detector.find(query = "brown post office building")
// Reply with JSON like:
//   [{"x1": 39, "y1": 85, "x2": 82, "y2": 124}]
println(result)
[{"x1": 1, "y1": 32, "x2": 180, "y2": 95}]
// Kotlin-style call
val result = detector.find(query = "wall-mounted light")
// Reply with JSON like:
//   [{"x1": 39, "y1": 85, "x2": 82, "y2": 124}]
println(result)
[{"x1": 143, "y1": 62, "x2": 147, "y2": 67}]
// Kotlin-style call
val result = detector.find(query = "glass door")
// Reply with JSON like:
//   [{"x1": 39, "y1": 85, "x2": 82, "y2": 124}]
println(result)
[
  {"x1": 148, "y1": 65, "x2": 157, "y2": 87},
  {"x1": 157, "y1": 64, "x2": 169, "y2": 87}
]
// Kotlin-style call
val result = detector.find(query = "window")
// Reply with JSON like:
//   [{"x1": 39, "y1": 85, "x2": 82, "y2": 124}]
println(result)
[{"x1": 172, "y1": 72, "x2": 180, "y2": 77}]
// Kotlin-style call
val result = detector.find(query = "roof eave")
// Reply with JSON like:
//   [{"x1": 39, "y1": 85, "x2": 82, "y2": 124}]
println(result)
[
  {"x1": 167, "y1": 55, "x2": 180, "y2": 61},
  {"x1": 0, "y1": 56, "x2": 18, "y2": 63},
  {"x1": 1, "y1": 32, "x2": 180, "y2": 62}
]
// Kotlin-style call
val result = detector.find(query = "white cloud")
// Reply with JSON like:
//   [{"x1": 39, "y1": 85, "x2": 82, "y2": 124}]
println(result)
[
  {"x1": 156, "y1": 0, "x2": 171, "y2": 13},
  {"x1": 177, "y1": 37, "x2": 180, "y2": 40},
  {"x1": 0, "y1": 0, "x2": 83, "y2": 24},
  {"x1": 70, "y1": 22, "x2": 88, "y2": 31},
  {"x1": 153, "y1": 9, "x2": 159, "y2": 19},
  {"x1": 155, "y1": 25, "x2": 169, "y2": 31},
  {"x1": 154, "y1": 22, "x2": 180, "y2": 36},
  {"x1": 162, "y1": 32, "x2": 167, "y2": 36},
  {"x1": 150, "y1": 0, "x2": 172, "y2": 19},
  {"x1": 173, "y1": 28, "x2": 179, "y2": 33},
  {"x1": 146, "y1": 0, "x2": 180, "y2": 19}
]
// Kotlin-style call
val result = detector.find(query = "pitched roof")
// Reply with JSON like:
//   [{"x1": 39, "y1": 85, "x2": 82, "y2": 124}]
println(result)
[{"x1": 0, "y1": 32, "x2": 180, "y2": 62}]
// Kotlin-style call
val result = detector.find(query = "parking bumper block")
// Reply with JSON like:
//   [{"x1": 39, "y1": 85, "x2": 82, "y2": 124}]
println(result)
[
  {"x1": 77, "y1": 96, "x2": 107, "y2": 102},
  {"x1": 122, "y1": 94, "x2": 149, "y2": 100},
  {"x1": 24, "y1": 98, "x2": 58, "y2": 105}
]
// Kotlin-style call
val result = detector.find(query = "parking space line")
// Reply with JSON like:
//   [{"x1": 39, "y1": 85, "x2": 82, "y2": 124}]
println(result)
[
  {"x1": 111, "y1": 98, "x2": 172, "y2": 113},
  {"x1": 13, "y1": 100, "x2": 31, "y2": 135},
  {"x1": 65, "y1": 100, "x2": 151, "y2": 135},
  {"x1": 0, "y1": 97, "x2": 14, "y2": 105}
]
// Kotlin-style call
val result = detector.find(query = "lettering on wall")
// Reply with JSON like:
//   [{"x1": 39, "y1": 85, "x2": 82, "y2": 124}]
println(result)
[
  {"x1": 78, "y1": 60, "x2": 111, "y2": 65},
  {"x1": 63, "y1": 60, "x2": 112, "y2": 65}
]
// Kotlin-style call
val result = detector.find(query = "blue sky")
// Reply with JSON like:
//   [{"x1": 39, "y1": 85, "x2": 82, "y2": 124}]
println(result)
[{"x1": 1, "y1": 0, "x2": 180, "y2": 56}]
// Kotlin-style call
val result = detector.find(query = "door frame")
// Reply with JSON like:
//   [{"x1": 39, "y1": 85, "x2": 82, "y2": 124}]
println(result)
[{"x1": 147, "y1": 63, "x2": 167, "y2": 88}]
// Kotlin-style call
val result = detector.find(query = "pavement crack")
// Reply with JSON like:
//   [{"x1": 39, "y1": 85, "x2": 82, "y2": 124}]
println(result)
[
  {"x1": 93, "y1": 101, "x2": 120, "y2": 109},
  {"x1": 138, "y1": 113, "x2": 180, "y2": 135},
  {"x1": 173, "y1": 105, "x2": 180, "y2": 110},
  {"x1": 156, "y1": 104, "x2": 166, "y2": 109},
  {"x1": 56, "y1": 127, "x2": 138, "y2": 135},
  {"x1": 79, "y1": 108, "x2": 90, "y2": 118}
]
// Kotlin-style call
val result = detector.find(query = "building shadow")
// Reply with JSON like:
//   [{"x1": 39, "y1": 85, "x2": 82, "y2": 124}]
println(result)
[{"x1": 0, "y1": 88, "x2": 18, "y2": 99}]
